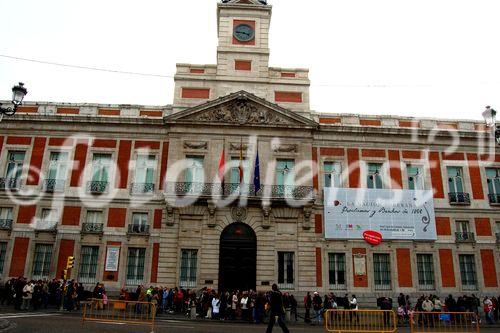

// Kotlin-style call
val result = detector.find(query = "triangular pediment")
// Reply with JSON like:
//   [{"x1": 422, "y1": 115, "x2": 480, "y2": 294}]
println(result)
[
  {"x1": 165, "y1": 91, "x2": 318, "y2": 129},
  {"x1": 222, "y1": 0, "x2": 268, "y2": 5}
]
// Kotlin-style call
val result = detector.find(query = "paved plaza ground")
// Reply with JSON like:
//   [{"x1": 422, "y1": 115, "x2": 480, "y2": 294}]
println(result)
[{"x1": 0, "y1": 310, "x2": 499, "y2": 333}]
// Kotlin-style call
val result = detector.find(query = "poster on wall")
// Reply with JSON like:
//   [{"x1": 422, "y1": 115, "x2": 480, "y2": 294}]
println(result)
[
  {"x1": 105, "y1": 246, "x2": 120, "y2": 272},
  {"x1": 324, "y1": 188, "x2": 437, "y2": 241}
]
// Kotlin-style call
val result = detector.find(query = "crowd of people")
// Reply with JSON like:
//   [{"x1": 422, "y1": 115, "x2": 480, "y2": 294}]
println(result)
[
  {"x1": 393, "y1": 293, "x2": 500, "y2": 325},
  {"x1": 1, "y1": 278, "x2": 499, "y2": 327}
]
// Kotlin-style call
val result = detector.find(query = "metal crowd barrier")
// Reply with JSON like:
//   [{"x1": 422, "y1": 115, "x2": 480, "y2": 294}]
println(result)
[
  {"x1": 324, "y1": 309, "x2": 397, "y2": 333},
  {"x1": 82, "y1": 298, "x2": 156, "y2": 333},
  {"x1": 410, "y1": 311, "x2": 480, "y2": 333}
]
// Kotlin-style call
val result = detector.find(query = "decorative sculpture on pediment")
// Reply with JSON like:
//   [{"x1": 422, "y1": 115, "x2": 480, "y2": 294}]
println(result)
[
  {"x1": 184, "y1": 141, "x2": 208, "y2": 150},
  {"x1": 272, "y1": 144, "x2": 298, "y2": 153},
  {"x1": 194, "y1": 98, "x2": 290, "y2": 125}
]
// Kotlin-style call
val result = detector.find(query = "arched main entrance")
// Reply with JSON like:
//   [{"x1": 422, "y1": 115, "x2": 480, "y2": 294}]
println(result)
[{"x1": 218, "y1": 223, "x2": 257, "y2": 292}]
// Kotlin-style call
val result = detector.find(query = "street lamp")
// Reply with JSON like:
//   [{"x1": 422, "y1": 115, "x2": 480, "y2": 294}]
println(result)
[
  {"x1": 0, "y1": 82, "x2": 28, "y2": 117},
  {"x1": 482, "y1": 106, "x2": 500, "y2": 145}
]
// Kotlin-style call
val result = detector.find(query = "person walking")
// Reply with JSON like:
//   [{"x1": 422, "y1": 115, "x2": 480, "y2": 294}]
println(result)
[
  {"x1": 312, "y1": 292, "x2": 323, "y2": 325},
  {"x1": 303, "y1": 292, "x2": 312, "y2": 323},
  {"x1": 266, "y1": 284, "x2": 289, "y2": 333}
]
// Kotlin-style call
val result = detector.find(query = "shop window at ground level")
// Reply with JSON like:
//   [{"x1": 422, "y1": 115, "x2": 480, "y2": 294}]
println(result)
[
  {"x1": 126, "y1": 248, "x2": 145, "y2": 286},
  {"x1": 180, "y1": 249, "x2": 198, "y2": 289},
  {"x1": 328, "y1": 253, "x2": 346, "y2": 290},
  {"x1": 459, "y1": 254, "x2": 477, "y2": 291},
  {"x1": 79, "y1": 246, "x2": 99, "y2": 284},
  {"x1": 373, "y1": 253, "x2": 391, "y2": 290},
  {"x1": 32, "y1": 244, "x2": 53, "y2": 280},
  {"x1": 278, "y1": 251, "x2": 294, "y2": 290}
]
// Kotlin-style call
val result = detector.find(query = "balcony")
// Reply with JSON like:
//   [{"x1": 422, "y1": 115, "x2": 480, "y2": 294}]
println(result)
[
  {"x1": 87, "y1": 181, "x2": 109, "y2": 194},
  {"x1": 34, "y1": 221, "x2": 58, "y2": 235},
  {"x1": 448, "y1": 192, "x2": 471, "y2": 205},
  {"x1": 127, "y1": 224, "x2": 150, "y2": 236},
  {"x1": 0, "y1": 178, "x2": 20, "y2": 190},
  {"x1": 81, "y1": 223, "x2": 104, "y2": 235},
  {"x1": 43, "y1": 179, "x2": 65, "y2": 193},
  {"x1": 455, "y1": 232, "x2": 476, "y2": 243},
  {"x1": 130, "y1": 183, "x2": 155, "y2": 195},
  {"x1": 0, "y1": 219, "x2": 13, "y2": 231},
  {"x1": 164, "y1": 182, "x2": 314, "y2": 201},
  {"x1": 488, "y1": 194, "x2": 500, "y2": 205}
]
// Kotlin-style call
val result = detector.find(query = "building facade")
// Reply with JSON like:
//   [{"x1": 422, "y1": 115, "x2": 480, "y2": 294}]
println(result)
[{"x1": 0, "y1": 0, "x2": 498, "y2": 302}]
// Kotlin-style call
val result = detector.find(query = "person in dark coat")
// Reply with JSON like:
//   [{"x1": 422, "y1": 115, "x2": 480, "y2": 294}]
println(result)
[{"x1": 266, "y1": 284, "x2": 289, "y2": 333}]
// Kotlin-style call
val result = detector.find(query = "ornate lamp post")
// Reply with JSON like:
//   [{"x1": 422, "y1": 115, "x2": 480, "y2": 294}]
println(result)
[
  {"x1": 482, "y1": 106, "x2": 500, "y2": 145},
  {"x1": 0, "y1": 82, "x2": 28, "y2": 121}
]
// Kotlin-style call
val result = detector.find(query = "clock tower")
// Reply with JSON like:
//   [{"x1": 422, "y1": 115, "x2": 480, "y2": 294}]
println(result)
[
  {"x1": 216, "y1": 0, "x2": 272, "y2": 78},
  {"x1": 173, "y1": 0, "x2": 311, "y2": 116}
]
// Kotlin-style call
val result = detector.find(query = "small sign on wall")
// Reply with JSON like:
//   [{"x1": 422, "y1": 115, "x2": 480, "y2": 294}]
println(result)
[
  {"x1": 105, "y1": 246, "x2": 120, "y2": 272},
  {"x1": 353, "y1": 253, "x2": 366, "y2": 276}
]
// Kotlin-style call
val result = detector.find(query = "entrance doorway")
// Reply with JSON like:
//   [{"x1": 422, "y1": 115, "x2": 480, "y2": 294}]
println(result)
[{"x1": 218, "y1": 223, "x2": 257, "y2": 292}]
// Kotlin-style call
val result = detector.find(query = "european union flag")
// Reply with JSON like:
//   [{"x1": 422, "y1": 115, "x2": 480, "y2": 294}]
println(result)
[{"x1": 253, "y1": 150, "x2": 261, "y2": 193}]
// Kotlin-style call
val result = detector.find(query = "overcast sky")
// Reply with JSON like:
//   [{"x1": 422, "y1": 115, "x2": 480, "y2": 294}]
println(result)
[{"x1": 1, "y1": 0, "x2": 499, "y2": 120}]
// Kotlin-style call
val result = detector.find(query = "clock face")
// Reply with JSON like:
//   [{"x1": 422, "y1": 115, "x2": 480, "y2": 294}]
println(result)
[{"x1": 234, "y1": 24, "x2": 255, "y2": 42}]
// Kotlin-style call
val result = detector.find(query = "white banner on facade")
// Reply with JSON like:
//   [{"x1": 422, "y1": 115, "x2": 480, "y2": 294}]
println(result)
[
  {"x1": 324, "y1": 188, "x2": 437, "y2": 241},
  {"x1": 105, "y1": 246, "x2": 120, "y2": 272}
]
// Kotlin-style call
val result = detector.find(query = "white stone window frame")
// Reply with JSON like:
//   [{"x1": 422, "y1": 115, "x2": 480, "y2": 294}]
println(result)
[
  {"x1": 360, "y1": 159, "x2": 389, "y2": 189},
  {"x1": 84, "y1": 149, "x2": 116, "y2": 188},
  {"x1": 321, "y1": 158, "x2": 345, "y2": 190},
  {"x1": 404, "y1": 163, "x2": 426, "y2": 191},
  {"x1": 40, "y1": 147, "x2": 73, "y2": 188},
  {"x1": 178, "y1": 248, "x2": 199, "y2": 289},
  {"x1": 131, "y1": 151, "x2": 159, "y2": 189},
  {"x1": 442, "y1": 161, "x2": 470, "y2": 195},
  {"x1": 0, "y1": 148, "x2": 29, "y2": 185}
]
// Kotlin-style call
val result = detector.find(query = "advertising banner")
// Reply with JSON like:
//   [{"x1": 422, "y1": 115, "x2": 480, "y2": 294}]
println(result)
[{"x1": 324, "y1": 188, "x2": 437, "y2": 241}]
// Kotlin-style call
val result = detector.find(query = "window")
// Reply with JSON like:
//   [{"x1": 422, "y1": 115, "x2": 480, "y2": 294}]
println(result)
[
  {"x1": 417, "y1": 254, "x2": 435, "y2": 290},
  {"x1": 5, "y1": 151, "x2": 25, "y2": 179},
  {"x1": 47, "y1": 152, "x2": 68, "y2": 181},
  {"x1": 39, "y1": 208, "x2": 58, "y2": 230},
  {"x1": 496, "y1": 221, "x2": 500, "y2": 234},
  {"x1": 86, "y1": 211, "x2": 102, "y2": 224},
  {"x1": 91, "y1": 154, "x2": 112, "y2": 183},
  {"x1": 79, "y1": 246, "x2": 99, "y2": 284},
  {"x1": 0, "y1": 242, "x2": 7, "y2": 274},
  {"x1": 486, "y1": 168, "x2": 500, "y2": 203},
  {"x1": 185, "y1": 156, "x2": 204, "y2": 188},
  {"x1": 276, "y1": 160, "x2": 295, "y2": 197},
  {"x1": 179, "y1": 249, "x2": 198, "y2": 288},
  {"x1": 230, "y1": 157, "x2": 250, "y2": 184},
  {"x1": 407, "y1": 165, "x2": 424, "y2": 190},
  {"x1": 130, "y1": 212, "x2": 149, "y2": 233},
  {"x1": 459, "y1": 254, "x2": 477, "y2": 290},
  {"x1": 32, "y1": 244, "x2": 53, "y2": 279},
  {"x1": 324, "y1": 162, "x2": 342, "y2": 188},
  {"x1": 367, "y1": 163, "x2": 383, "y2": 189},
  {"x1": 3, "y1": 151, "x2": 25, "y2": 188},
  {"x1": 373, "y1": 253, "x2": 391, "y2": 290},
  {"x1": 133, "y1": 155, "x2": 156, "y2": 193},
  {"x1": 447, "y1": 166, "x2": 464, "y2": 193},
  {"x1": 456, "y1": 220, "x2": 470, "y2": 233},
  {"x1": 328, "y1": 253, "x2": 346, "y2": 289},
  {"x1": 126, "y1": 248, "x2": 146, "y2": 286},
  {"x1": 0, "y1": 207, "x2": 13, "y2": 221},
  {"x1": 0, "y1": 208, "x2": 13, "y2": 230},
  {"x1": 278, "y1": 251, "x2": 294, "y2": 289}
]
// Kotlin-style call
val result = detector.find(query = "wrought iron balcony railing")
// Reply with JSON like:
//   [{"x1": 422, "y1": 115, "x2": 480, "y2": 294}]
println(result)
[
  {"x1": 81, "y1": 223, "x2": 104, "y2": 234},
  {"x1": 34, "y1": 221, "x2": 58, "y2": 233},
  {"x1": 0, "y1": 178, "x2": 20, "y2": 190},
  {"x1": 131, "y1": 183, "x2": 155, "y2": 195},
  {"x1": 127, "y1": 224, "x2": 150, "y2": 235},
  {"x1": 488, "y1": 193, "x2": 500, "y2": 205},
  {"x1": 455, "y1": 232, "x2": 476, "y2": 243},
  {"x1": 164, "y1": 182, "x2": 314, "y2": 200},
  {"x1": 87, "y1": 181, "x2": 109, "y2": 194},
  {"x1": 43, "y1": 179, "x2": 66, "y2": 192},
  {"x1": 448, "y1": 192, "x2": 471, "y2": 205},
  {"x1": 0, "y1": 219, "x2": 13, "y2": 231}
]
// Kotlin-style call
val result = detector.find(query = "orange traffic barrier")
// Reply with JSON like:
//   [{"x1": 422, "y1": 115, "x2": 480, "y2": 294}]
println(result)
[
  {"x1": 324, "y1": 309, "x2": 397, "y2": 333},
  {"x1": 82, "y1": 298, "x2": 156, "y2": 333},
  {"x1": 410, "y1": 311, "x2": 479, "y2": 333}
]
